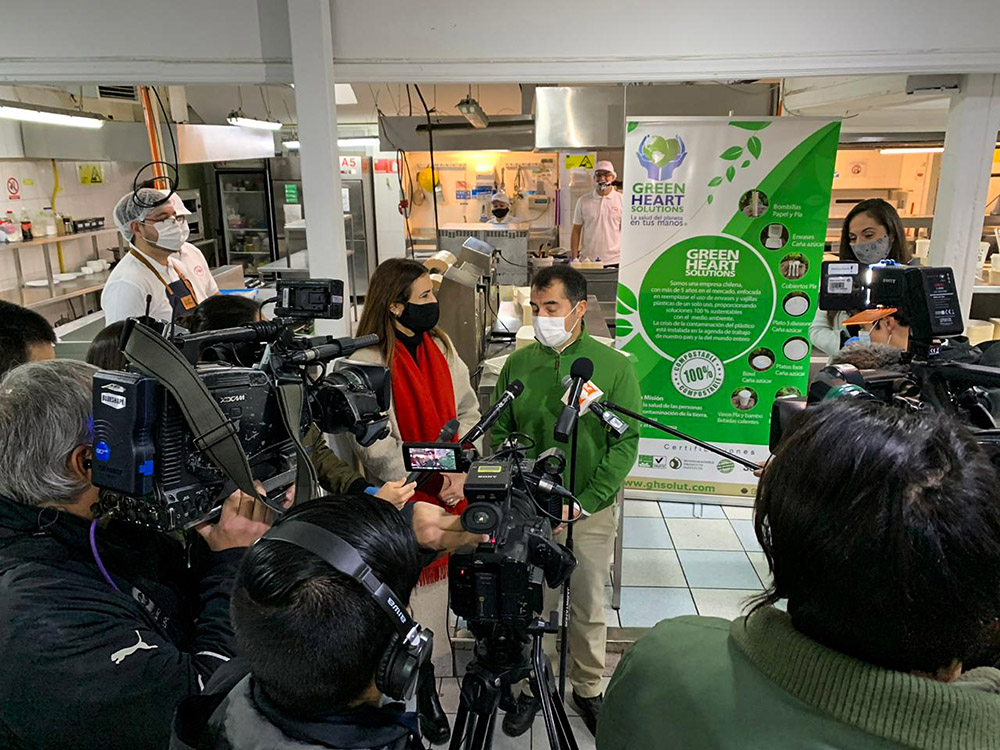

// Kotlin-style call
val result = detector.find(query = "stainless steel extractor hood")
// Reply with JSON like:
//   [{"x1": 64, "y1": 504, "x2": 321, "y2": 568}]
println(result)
[{"x1": 534, "y1": 86, "x2": 625, "y2": 151}]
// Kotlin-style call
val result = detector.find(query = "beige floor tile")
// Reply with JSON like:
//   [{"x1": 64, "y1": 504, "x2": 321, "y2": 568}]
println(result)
[
  {"x1": 620, "y1": 548, "x2": 687, "y2": 587},
  {"x1": 665, "y1": 518, "x2": 742, "y2": 551}
]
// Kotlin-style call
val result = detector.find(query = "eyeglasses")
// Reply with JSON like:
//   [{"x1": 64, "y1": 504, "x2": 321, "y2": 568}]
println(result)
[{"x1": 143, "y1": 215, "x2": 187, "y2": 227}]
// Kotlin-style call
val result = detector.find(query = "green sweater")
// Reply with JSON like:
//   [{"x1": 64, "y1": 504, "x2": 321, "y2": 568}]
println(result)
[
  {"x1": 598, "y1": 608, "x2": 1000, "y2": 750},
  {"x1": 492, "y1": 324, "x2": 640, "y2": 514}
]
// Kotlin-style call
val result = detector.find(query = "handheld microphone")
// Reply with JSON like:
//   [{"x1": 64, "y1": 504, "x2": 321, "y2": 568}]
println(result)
[
  {"x1": 560, "y1": 375, "x2": 629, "y2": 438},
  {"x1": 404, "y1": 419, "x2": 461, "y2": 486},
  {"x1": 288, "y1": 334, "x2": 380, "y2": 364},
  {"x1": 554, "y1": 358, "x2": 593, "y2": 443},
  {"x1": 462, "y1": 379, "x2": 524, "y2": 445}
]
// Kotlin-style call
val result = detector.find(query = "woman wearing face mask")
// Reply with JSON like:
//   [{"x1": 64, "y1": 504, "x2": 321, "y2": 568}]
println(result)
[
  {"x1": 487, "y1": 190, "x2": 512, "y2": 223},
  {"x1": 350, "y1": 258, "x2": 482, "y2": 745},
  {"x1": 809, "y1": 198, "x2": 910, "y2": 358},
  {"x1": 102, "y1": 188, "x2": 219, "y2": 324}
]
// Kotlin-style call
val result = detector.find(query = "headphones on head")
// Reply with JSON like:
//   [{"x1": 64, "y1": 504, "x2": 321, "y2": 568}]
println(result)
[{"x1": 260, "y1": 520, "x2": 433, "y2": 701}]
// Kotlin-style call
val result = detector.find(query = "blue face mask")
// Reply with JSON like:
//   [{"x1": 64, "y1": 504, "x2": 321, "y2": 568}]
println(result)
[{"x1": 851, "y1": 234, "x2": 891, "y2": 265}]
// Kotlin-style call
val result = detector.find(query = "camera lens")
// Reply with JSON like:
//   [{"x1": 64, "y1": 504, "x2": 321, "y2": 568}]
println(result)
[{"x1": 462, "y1": 502, "x2": 501, "y2": 535}]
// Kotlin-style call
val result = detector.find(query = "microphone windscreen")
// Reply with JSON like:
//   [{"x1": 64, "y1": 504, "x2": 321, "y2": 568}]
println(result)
[
  {"x1": 508, "y1": 379, "x2": 525, "y2": 396},
  {"x1": 570, "y1": 357, "x2": 594, "y2": 381},
  {"x1": 440, "y1": 418, "x2": 460, "y2": 441}
]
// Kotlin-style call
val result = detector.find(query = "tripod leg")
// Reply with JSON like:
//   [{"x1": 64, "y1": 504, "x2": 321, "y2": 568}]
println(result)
[
  {"x1": 533, "y1": 631, "x2": 580, "y2": 750},
  {"x1": 449, "y1": 698, "x2": 470, "y2": 750}
]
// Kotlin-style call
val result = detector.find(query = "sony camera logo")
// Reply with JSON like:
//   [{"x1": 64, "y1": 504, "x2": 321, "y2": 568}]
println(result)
[
  {"x1": 218, "y1": 394, "x2": 247, "y2": 404},
  {"x1": 101, "y1": 393, "x2": 127, "y2": 410}
]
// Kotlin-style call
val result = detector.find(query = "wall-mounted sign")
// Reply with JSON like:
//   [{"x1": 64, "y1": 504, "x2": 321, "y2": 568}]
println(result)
[
  {"x1": 78, "y1": 164, "x2": 104, "y2": 185},
  {"x1": 340, "y1": 155, "x2": 360, "y2": 175},
  {"x1": 564, "y1": 153, "x2": 595, "y2": 170},
  {"x1": 6, "y1": 177, "x2": 20, "y2": 200},
  {"x1": 284, "y1": 183, "x2": 299, "y2": 204}
]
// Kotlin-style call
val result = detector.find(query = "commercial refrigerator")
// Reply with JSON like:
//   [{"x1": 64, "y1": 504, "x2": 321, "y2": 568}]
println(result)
[
  {"x1": 214, "y1": 163, "x2": 278, "y2": 269},
  {"x1": 270, "y1": 153, "x2": 376, "y2": 298}
]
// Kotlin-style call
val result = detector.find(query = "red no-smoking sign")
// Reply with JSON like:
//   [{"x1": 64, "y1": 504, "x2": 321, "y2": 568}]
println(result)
[{"x1": 7, "y1": 177, "x2": 20, "y2": 200}]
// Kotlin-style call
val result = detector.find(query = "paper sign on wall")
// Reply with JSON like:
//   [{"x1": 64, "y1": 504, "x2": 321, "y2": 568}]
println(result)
[
  {"x1": 284, "y1": 183, "x2": 299, "y2": 204},
  {"x1": 78, "y1": 164, "x2": 104, "y2": 185},
  {"x1": 564, "y1": 153, "x2": 596, "y2": 170},
  {"x1": 340, "y1": 156, "x2": 360, "y2": 175},
  {"x1": 6, "y1": 177, "x2": 20, "y2": 200}
]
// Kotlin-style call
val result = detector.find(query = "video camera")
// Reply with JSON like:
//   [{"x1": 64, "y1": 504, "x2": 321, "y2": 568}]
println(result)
[
  {"x1": 91, "y1": 279, "x2": 392, "y2": 532},
  {"x1": 401, "y1": 437, "x2": 576, "y2": 637},
  {"x1": 772, "y1": 262, "x2": 1000, "y2": 460}
]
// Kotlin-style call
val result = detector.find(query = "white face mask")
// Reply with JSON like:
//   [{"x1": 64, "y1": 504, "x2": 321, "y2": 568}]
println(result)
[
  {"x1": 533, "y1": 306, "x2": 579, "y2": 349},
  {"x1": 145, "y1": 217, "x2": 188, "y2": 252}
]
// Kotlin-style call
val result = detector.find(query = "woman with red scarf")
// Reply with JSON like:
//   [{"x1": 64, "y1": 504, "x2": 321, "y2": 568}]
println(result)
[{"x1": 350, "y1": 258, "x2": 482, "y2": 744}]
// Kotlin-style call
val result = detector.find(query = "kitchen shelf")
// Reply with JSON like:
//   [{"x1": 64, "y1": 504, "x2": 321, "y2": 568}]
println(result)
[
  {"x1": 0, "y1": 271, "x2": 111, "y2": 310},
  {"x1": 973, "y1": 285, "x2": 1000, "y2": 295},
  {"x1": 2, "y1": 227, "x2": 117, "y2": 249}
]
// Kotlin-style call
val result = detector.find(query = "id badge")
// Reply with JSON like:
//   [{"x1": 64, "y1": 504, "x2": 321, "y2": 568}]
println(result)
[{"x1": 166, "y1": 278, "x2": 197, "y2": 313}]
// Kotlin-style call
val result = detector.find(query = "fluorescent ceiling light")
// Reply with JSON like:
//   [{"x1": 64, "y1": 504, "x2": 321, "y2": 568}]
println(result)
[
  {"x1": 282, "y1": 140, "x2": 300, "y2": 150},
  {"x1": 0, "y1": 101, "x2": 104, "y2": 129},
  {"x1": 879, "y1": 147, "x2": 944, "y2": 154},
  {"x1": 456, "y1": 96, "x2": 489, "y2": 129},
  {"x1": 227, "y1": 111, "x2": 282, "y2": 131},
  {"x1": 338, "y1": 137, "x2": 380, "y2": 148}
]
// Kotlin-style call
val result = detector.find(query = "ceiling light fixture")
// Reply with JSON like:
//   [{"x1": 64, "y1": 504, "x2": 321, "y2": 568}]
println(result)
[
  {"x1": 0, "y1": 100, "x2": 104, "y2": 129},
  {"x1": 227, "y1": 110, "x2": 282, "y2": 131},
  {"x1": 456, "y1": 95, "x2": 489, "y2": 129},
  {"x1": 878, "y1": 147, "x2": 944, "y2": 155},
  {"x1": 282, "y1": 139, "x2": 300, "y2": 150},
  {"x1": 337, "y1": 136, "x2": 381, "y2": 148}
]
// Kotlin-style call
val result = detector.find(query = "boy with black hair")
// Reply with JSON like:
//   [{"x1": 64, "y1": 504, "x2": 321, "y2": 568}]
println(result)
[
  {"x1": 171, "y1": 495, "x2": 425, "y2": 750},
  {"x1": 0, "y1": 300, "x2": 56, "y2": 376}
]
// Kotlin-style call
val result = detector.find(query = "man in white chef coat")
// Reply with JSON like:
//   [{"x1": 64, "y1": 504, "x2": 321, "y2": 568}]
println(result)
[
  {"x1": 570, "y1": 160, "x2": 623, "y2": 267},
  {"x1": 102, "y1": 188, "x2": 218, "y2": 324}
]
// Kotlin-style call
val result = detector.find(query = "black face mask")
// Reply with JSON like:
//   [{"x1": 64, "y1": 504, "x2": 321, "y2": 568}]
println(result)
[
  {"x1": 492, "y1": 207, "x2": 509, "y2": 220},
  {"x1": 398, "y1": 301, "x2": 440, "y2": 333}
]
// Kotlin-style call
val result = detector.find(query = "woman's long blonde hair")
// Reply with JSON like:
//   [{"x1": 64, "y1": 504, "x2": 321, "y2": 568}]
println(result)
[{"x1": 356, "y1": 258, "x2": 450, "y2": 367}]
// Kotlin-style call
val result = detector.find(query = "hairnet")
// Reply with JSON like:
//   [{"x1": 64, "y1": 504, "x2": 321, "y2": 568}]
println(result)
[
  {"x1": 113, "y1": 188, "x2": 168, "y2": 240},
  {"x1": 490, "y1": 191, "x2": 510, "y2": 206}
]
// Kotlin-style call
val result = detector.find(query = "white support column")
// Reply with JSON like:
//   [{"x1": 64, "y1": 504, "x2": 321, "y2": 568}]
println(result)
[
  {"x1": 929, "y1": 74, "x2": 1000, "y2": 317},
  {"x1": 167, "y1": 86, "x2": 188, "y2": 123},
  {"x1": 288, "y1": 0, "x2": 350, "y2": 336}
]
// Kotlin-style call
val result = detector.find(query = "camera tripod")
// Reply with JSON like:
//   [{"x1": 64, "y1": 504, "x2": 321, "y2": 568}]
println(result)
[{"x1": 449, "y1": 617, "x2": 579, "y2": 750}]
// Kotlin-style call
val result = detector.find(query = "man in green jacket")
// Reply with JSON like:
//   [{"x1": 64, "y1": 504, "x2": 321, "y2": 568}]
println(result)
[{"x1": 492, "y1": 265, "x2": 640, "y2": 737}]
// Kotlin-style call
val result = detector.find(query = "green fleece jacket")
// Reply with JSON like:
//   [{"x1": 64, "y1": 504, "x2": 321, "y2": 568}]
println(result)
[
  {"x1": 598, "y1": 608, "x2": 1000, "y2": 750},
  {"x1": 492, "y1": 324, "x2": 640, "y2": 515}
]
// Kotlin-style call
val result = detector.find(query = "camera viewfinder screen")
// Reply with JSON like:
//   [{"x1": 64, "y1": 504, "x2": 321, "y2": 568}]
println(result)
[{"x1": 404, "y1": 444, "x2": 460, "y2": 472}]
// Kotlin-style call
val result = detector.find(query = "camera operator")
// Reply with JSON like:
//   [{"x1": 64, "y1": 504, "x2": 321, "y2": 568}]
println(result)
[
  {"x1": 0, "y1": 300, "x2": 56, "y2": 377},
  {"x1": 493, "y1": 265, "x2": 640, "y2": 737},
  {"x1": 0, "y1": 360, "x2": 273, "y2": 749},
  {"x1": 598, "y1": 399, "x2": 1000, "y2": 749},
  {"x1": 171, "y1": 495, "x2": 425, "y2": 750},
  {"x1": 170, "y1": 294, "x2": 416, "y2": 510}
]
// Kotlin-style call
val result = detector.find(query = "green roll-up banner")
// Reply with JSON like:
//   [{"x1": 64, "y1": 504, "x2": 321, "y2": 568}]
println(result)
[{"x1": 617, "y1": 116, "x2": 840, "y2": 498}]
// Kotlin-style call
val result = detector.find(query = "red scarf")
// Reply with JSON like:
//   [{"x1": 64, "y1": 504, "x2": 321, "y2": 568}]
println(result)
[{"x1": 391, "y1": 333, "x2": 465, "y2": 585}]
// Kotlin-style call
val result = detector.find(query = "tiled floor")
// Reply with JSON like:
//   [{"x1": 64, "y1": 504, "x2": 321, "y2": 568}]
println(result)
[
  {"x1": 426, "y1": 495, "x2": 770, "y2": 748},
  {"x1": 611, "y1": 495, "x2": 767, "y2": 629}
]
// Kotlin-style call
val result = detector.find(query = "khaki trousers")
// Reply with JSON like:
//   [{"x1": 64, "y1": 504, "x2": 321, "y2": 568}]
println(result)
[{"x1": 529, "y1": 504, "x2": 618, "y2": 699}]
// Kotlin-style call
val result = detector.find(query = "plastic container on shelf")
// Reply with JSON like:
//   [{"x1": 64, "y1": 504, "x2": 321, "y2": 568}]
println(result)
[
  {"x1": 19, "y1": 208, "x2": 33, "y2": 240},
  {"x1": 41, "y1": 207, "x2": 57, "y2": 237}
]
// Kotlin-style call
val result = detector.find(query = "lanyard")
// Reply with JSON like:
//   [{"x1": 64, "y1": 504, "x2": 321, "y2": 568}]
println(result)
[{"x1": 129, "y1": 248, "x2": 198, "y2": 311}]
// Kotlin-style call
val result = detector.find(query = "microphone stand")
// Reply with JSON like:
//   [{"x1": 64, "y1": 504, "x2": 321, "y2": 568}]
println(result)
[
  {"x1": 558, "y1": 419, "x2": 580, "y2": 698},
  {"x1": 600, "y1": 401, "x2": 761, "y2": 471}
]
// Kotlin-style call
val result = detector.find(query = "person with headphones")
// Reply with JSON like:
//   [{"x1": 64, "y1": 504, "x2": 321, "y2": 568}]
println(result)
[{"x1": 171, "y1": 495, "x2": 431, "y2": 750}]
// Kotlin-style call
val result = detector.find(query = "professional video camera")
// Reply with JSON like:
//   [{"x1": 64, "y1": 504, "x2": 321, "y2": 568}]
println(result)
[
  {"x1": 91, "y1": 279, "x2": 392, "y2": 531},
  {"x1": 771, "y1": 261, "x2": 1000, "y2": 458},
  {"x1": 401, "y1": 425, "x2": 579, "y2": 749}
]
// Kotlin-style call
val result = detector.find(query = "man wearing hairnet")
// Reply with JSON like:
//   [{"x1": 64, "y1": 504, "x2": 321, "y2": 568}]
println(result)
[
  {"x1": 101, "y1": 188, "x2": 218, "y2": 324},
  {"x1": 570, "y1": 160, "x2": 623, "y2": 267},
  {"x1": 487, "y1": 191, "x2": 512, "y2": 223}
]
